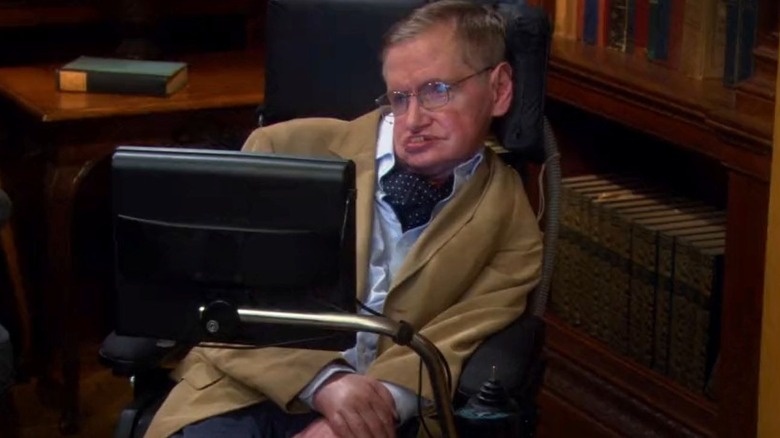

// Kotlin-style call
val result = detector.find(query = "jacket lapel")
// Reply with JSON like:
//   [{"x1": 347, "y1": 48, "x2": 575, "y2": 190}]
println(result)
[
  {"x1": 389, "y1": 152, "x2": 493, "y2": 293},
  {"x1": 328, "y1": 110, "x2": 382, "y2": 301}
]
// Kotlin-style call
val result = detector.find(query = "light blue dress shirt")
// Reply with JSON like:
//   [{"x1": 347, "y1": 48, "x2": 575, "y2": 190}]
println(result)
[{"x1": 298, "y1": 114, "x2": 484, "y2": 423}]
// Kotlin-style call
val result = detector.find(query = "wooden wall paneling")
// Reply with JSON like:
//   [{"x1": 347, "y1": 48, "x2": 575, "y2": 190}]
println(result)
[{"x1": 758, "y1": 42, "x2": 780, "y2": 438}]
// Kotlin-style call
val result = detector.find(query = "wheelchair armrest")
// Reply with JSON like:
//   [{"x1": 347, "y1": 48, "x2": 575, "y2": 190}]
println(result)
[
  {"x1": 456, "y1": 313, "x2": 546, "y2": 406},
  {"x1": 98, "y1": 331, "x2": 182, "y2": 377}
]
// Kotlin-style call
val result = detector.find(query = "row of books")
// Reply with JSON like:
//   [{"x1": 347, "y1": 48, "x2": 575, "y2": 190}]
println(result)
[
  {"x1": 553, "y1": 0, "x2": 758, "y2": 85},
  {"x1": 551, "y1": 174, "x2": 724, "y2": 396}
]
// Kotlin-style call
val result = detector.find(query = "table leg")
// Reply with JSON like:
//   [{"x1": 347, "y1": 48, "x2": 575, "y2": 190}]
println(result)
[{"x1": 41, "y1": 160, "x2": 97, "y2": 434}]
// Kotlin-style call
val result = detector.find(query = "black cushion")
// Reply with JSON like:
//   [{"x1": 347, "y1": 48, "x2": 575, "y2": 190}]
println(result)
[
  {"x1": 99, "y1": 332, "x2": 179, "y2": 376},
  {"x1": 456, "y1": 314, "x2": 545, "y2": 402},
  {"x1": 485, "y1": 0, "x2": 552, "y2": 163},
  {"x1": 263, "y1": 0, "x2": 426, "y2": 125}
]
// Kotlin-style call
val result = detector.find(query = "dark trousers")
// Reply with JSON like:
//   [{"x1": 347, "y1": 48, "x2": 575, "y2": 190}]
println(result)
[
  {"x1": 170, "y1": 401, "x2": 421, "y2": 437},
  {"x1": 171, "y1": 402, "x2": 319, "y2": 438}
]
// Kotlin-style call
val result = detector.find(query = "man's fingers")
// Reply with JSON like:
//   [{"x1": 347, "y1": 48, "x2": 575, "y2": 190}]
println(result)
[
  {"x1": 331, "y1": 411, "x2": 362, "y2": 438},
  {"x1": 365, "y1": 399, "x2": 396, "y2": 438},
  {"x1": 371, "y1": 382, "x2": 397, "y2": 414}
]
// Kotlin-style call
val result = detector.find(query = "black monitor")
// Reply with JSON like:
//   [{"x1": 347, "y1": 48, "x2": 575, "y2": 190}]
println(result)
[{"x1": 111, "y1": 146, "x2": 357, "y2": 351}]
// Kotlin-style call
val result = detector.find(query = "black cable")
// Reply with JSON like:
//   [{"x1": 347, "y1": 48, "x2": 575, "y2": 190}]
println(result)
[
  {"x1": 358, "y1": 298, "x2": 450, "y2": 436},
  {"x1": 418, "y1": 357, "x2": 434, "y2": 438},
  {"x1": 356, "y1": 299, "x2": 384, "y2": 317}
]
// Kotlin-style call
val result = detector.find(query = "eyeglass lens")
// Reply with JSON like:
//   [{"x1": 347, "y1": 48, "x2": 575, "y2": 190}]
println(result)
[{"x1": 389, "y1": 81, "x2": 451, "y2": 115}]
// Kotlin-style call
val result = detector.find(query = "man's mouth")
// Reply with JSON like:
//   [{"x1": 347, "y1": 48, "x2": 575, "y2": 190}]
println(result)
[{"x1": 406, "y1": 135, "x2": 433, "y2": 149}]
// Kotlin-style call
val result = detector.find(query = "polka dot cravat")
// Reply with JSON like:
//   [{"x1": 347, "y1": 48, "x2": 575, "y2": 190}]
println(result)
[{"x1": 380, "y1": 166, "x2": 454, "y2": 232}]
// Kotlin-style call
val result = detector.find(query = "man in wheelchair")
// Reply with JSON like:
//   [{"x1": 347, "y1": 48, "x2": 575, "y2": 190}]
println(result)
[{"x1": 145, "y1": 1, "x2": 543, "y2": 437}]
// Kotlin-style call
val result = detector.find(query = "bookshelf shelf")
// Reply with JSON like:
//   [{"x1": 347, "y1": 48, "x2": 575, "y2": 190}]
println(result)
[
  {"x1": 540, "y1": 32, "x2": 774, "y2": 437},
  {"x1": 547, "y1": 39, "x2": 772, "y2": 181},
  {"x1": 543, "y1": 316, "x2": 717, "y2": 437}
]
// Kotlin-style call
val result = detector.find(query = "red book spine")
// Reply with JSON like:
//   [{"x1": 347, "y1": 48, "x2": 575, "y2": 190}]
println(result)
[
  {"x1": 665, "y1": 0, "x2": 684, "y2": 69},
  {"x1": 598, "y1": 0, "x2": 611, "y2": 46},
  {"x1": 634, "y1": 0, "x2": 649, "y2": 50},
  {"x1": 577, "y1": 0, "x2": 586, "y2": 41}
]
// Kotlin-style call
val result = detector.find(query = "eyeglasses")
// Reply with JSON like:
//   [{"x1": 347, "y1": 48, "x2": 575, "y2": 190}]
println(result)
[{"x1": 375, "y1": 65, "x2": 495, "y2": 116}]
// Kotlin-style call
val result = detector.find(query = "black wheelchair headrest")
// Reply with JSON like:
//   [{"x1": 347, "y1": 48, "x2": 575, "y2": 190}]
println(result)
[
  {"x1": 263, "y1": 0, "x2": 426, "y2": 125},
  {"x1": 263, "y1": 0, "x2": 551, "y2": 162},
  {"x1": 486, "y1": 0, "x2": 552, "y2": 163}
]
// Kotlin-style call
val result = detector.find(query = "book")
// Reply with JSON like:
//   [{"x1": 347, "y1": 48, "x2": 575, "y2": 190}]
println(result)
[
  {"x1": 583, "y1": 0, "x2": 599, "y2": 44},
  {"x1": 670, "y1": 236, "x2": 725, "y2": 392},
  {"x1": 680, "y1": 0, "x2": 727, "y2": 79},
  {"x1": 647, "y1": 217, "x2": 725, "y2": 374},
  {"x1": 608, "y1": 0, "x2": 630, "y2": 52},
  {"x1": 56, "y1": 56, "x2": 189, "y2": 97},
  {"x1": 627, "y1": 204, "x2": 722, "y2": 367}
]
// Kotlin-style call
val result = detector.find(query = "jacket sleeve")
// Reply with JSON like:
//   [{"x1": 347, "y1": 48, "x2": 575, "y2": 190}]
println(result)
[
  {"x1": 241, "y1": 117, "x2": 347, "y2": 157},
  {"x1": 179, "y1": 117, "x2": 353, "y2": 412},
  {"x1": 366, "y1": 167, "x2": 543, "y2": 402}
]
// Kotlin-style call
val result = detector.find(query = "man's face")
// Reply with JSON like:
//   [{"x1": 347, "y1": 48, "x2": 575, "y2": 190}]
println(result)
[{"x1": 382, "y1": 23, "x2": 512, "y2": 178}]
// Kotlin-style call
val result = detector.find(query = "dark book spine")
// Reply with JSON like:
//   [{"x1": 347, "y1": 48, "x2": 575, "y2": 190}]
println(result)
[
  {"x1": 670, "y1": 241, "x2": 724, "y2": 392},
  {"x1": 577, "y1": 0, "x2": 587, "y2": 41},
  {"x1": 583, "y1": 0, "x2": 600, "y2": 44},
  {"x1": 665, "y1": 0, "x2": 685, "y2": 68},
  {"x1": 86, "y1": 71, "x2": 169, "y2": 97},
  {"x1": 552, "y1": 185, "x2": 577, "y2": 324},
  {"x1": 608, "y1": 0, "x2": 630, "y2": 51},
  {"x1": 634, "y1": 0, "x2": 650, "y2": 50},
  {"x1": 625, "y1": 0, "x2": 637, "y2": 52},
  {"x1": 735, "y1": 0, "x2": 758, "y2": 82},
  {"x1": 722, "y1": 0, "x2": 741, "y2": 85},
  {"x1": 647, "y1": 0, "x2": 671, "y2": 60},
  {"x1": 654, "y1": 234, "x2": 674, "y2": 375},
  {"x1": 629, "y1": 222, "x2": 658, "y2": 367}
]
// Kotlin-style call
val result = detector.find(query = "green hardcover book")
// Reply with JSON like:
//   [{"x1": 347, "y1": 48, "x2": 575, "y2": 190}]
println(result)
[
  {"x1": 586, "y1": 186, "x2": 671, "y2": 354},
  {"x1": 554, "y1": 176, "x2": 606, "y2": 325},
  {"x1": 582, "y1": 186, "x2": 703, "y2": 355},
  {"x1": 651, "y1": 219, "x2": 726, "y2": 374},
  {"x1": 584, "y1": 184, "x2": 651, "y2": 352},
  {"x1": 558, "y1": 176, "x2": 620, "y2": 331},
  {"x1": 627, "y1": 207, "x2": 724, "y2": 367},
  {"x1": 574, "y1": 178, "x2": 645, "y2": 347},
  {"x1": 56, "y1": 56, "x2": 189, "y2": 97},
  {"x1": 554, "y1": 176, "x2": 608, "y2": 326},
  {"x1": 669, "y1": 237, "x2": 725, "y2": 393},
  {"x1": 596, "y1": 196, "x2": 710, "y2": 362}
]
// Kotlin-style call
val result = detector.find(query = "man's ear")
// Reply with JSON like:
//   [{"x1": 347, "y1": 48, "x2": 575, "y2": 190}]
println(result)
[{"x1": 490, "y1": 61, "x2": 513, "y2": 117}]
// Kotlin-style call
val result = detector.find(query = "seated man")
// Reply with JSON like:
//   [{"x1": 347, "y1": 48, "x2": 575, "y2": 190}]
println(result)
[{"x1": 145, "y1": 1, "x2": 543, "y2": 437}]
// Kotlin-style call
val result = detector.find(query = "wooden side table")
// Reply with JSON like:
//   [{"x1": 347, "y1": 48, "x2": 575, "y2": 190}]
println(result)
[{"x1": 0, "y1": 49, "x2": 265, "y2": 433}]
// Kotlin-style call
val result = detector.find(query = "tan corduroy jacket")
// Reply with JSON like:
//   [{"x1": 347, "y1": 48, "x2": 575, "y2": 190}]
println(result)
[{"x1": 145, "y1": 110, "x2": 543, "y2": 438}]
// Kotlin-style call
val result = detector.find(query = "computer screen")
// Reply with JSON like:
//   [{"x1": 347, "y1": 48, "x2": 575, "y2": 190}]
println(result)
[{"x1": 111, "y1": 146, "x2": 356, "y2": 351}]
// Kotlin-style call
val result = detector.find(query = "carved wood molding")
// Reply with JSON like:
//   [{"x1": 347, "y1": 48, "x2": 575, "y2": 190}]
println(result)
[{"x1": 543, "y1": 349, "x2": 712, "y2": 438}]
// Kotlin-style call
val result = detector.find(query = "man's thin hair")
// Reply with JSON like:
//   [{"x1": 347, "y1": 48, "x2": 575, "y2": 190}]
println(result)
[{"x1": 382, "y1": 0, "x2": 506, "y2": 70}]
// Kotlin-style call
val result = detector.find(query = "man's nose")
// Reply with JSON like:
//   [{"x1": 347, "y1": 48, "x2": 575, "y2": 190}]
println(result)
[{"x1": 405, "y1": 97, "x2": 429, "y2": 130}]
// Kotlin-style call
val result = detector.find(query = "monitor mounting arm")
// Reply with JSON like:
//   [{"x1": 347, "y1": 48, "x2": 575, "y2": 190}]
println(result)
[{"x1": 199, "y1": 304, "x2": 458, "y2": 438}]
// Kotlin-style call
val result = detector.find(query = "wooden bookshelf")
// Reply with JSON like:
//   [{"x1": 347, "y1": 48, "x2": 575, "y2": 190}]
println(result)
[
  {"x1": 539, "y1": 22, "x2": 775, "y2": 438},
  {"x1": 0, "y1": 1, "x2": 256, "y2": 28},
  {"x1": 0, "y1": 1, "x2": 265, "y2": 66}
]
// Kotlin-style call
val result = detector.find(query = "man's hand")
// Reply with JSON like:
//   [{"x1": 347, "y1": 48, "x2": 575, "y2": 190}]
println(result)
[
  {"x1": 312, "y1": 373, "x2": 397, "y2": 438},
  {"x1": 293, "y1": 418, "x2": 339, "y2": 438}
]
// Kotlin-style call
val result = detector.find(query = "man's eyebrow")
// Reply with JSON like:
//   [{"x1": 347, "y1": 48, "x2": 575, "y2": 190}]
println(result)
[{"x1": 389, "y1": 77, "x2": 447, "y2": 93}]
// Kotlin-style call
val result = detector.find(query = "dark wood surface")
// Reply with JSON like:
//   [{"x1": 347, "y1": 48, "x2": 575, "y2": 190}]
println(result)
[
  {"x1": 541, "y1": 37, "x2": 774, "y2": 438},
  {"x1": 0, "y1": 49, "x2": 264, "y2": 433},
  {"x1": 0, "y1": 50, "x2": 264, "y2": 121}
]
